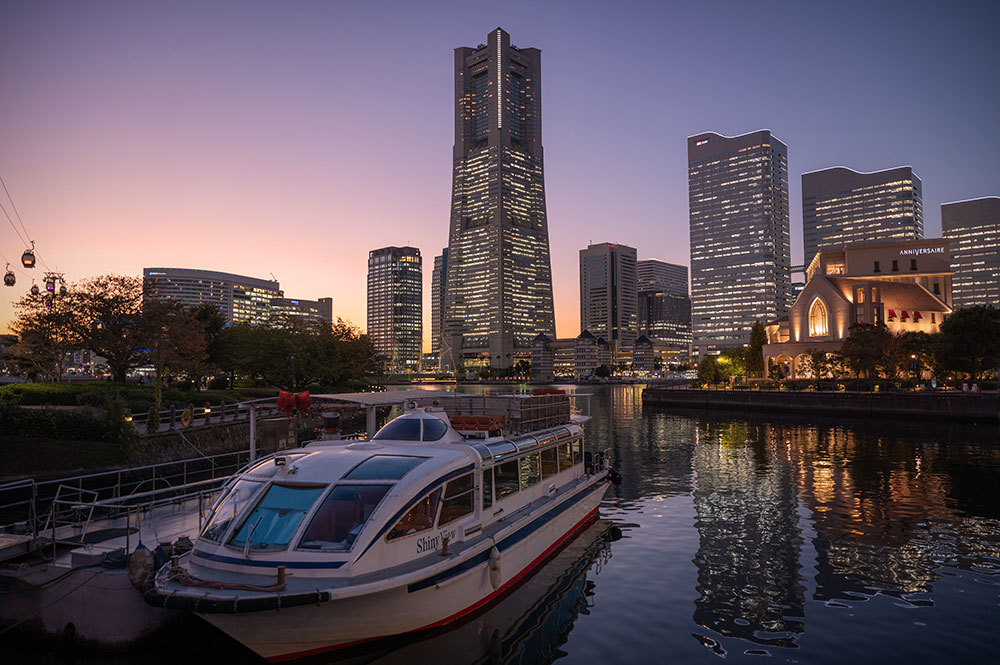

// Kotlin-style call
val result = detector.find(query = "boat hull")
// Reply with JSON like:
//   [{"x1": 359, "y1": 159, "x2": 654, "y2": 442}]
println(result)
[{"x1": 201, "y1": 478, "x2": 609, "y2": 662}]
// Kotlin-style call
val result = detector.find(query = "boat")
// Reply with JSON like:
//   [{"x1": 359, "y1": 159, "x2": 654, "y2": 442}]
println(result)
[{"x1": 147, "y1": 391, "x2": 613, "y2": 662}]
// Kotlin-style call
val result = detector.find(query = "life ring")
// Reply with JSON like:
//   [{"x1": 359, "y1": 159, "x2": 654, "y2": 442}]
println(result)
[{"x1": 180, "y1": 410, "x2": 192, "y2": 427}]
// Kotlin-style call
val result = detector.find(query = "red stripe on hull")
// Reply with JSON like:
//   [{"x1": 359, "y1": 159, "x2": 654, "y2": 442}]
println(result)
[{"x1": 269, "y1": 499, "x2": 603, "y2": 662}]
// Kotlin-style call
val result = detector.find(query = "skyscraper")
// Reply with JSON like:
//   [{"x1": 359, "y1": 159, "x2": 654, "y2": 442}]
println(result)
[
  {"x1": 802, "y1": 166, "x2": 923, "y2": 264},
  {"x1": 688, "y1": 130, "x2": 791, "y2": 356},
  {"x1": 442, "y1": 28, "x2": 555, "y2": 370},
  {"x1": 636, "y1": 259, "x2": 688, "y2": 296},
  {"x1": 143, "y1": 267, "x2": 283, "y2": 325},
  {"x1": 367, "y1": 246, "x2": 422, "y2": 371},
  {"x1": 430, "y1": 248, "x2": 448, "y2": 356},
  {"x1": 579, "y1": 243, "x2": 637, "y2": 361},
  {"x1": 638, "y1": 289, "x2": 692, "y2": 353},
  {"x1": 941, "y1": 196, "x2": 1000, "y2": 308}
]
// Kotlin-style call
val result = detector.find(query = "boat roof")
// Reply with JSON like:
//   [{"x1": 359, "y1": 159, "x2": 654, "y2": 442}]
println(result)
[{"x1": 314, "y1": 390, "x2": 457, "y2": 407}]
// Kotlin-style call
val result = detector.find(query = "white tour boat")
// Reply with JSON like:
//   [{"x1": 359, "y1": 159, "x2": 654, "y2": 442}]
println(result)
[{"x1": 147, "y1": 392, "x2": 613, "y2": 661}]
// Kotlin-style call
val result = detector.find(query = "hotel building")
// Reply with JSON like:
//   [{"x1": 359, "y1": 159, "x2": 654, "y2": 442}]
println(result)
[
  {"x1": 763, "y1": 238, "x2": 952, "y2": 377},
  {"x1": 580, "y1": 243, "x2": 638, "y2": 361},
  {"x1": 367, "y1": 246, "x2": 422, "y2": 371},
  {"x1": 442, "y1": 28, "x2": 556, "y2": 370},
  {"x1": 270, "y1": 297, "x2": 333, "y2": 327},
  {"x1": 802, "y1": 166, "x2": 923, "y2": 263},
  {"x1": 941, "y1": 196, "x2": 1000, "y2": 308},
  {"x1": 637, "y1": 259, "x2": 688, "y2": 296},
  {"x1": 143, "y1": 267, "x2": 283, "y2": 325},
  {"x1": 688, "y1": 130, "x2": 792, "y2": 357}
]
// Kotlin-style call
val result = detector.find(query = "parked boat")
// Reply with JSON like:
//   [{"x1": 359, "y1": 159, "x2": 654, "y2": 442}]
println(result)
[{"x1": 147, "y1": 392, "x2": 613, "y2": 662}]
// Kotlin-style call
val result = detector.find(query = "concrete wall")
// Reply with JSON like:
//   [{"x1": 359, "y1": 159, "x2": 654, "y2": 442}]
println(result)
[{"x1": 642, "y1": 388, "x2": 1000, "y2": 423}]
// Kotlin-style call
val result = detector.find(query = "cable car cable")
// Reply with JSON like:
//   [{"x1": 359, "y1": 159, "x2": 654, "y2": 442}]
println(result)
[{"x1": 0, "y1": 174, "x2": 31, "y2": 243}]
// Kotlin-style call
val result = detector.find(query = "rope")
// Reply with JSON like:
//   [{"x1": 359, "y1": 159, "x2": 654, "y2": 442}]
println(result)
[{"x1": 164, "y1": 565, "x2": 286, "y2": 593}]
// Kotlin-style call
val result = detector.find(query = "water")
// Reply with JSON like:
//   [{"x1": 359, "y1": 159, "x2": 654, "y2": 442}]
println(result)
[{"x1": 11, "y1": 384, "x2": 1000, "y2": 664}]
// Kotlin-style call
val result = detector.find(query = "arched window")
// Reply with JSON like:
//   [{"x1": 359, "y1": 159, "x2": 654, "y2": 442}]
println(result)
[{"x1": 808, "y1": 298, "x2": 828, "y2": 337}]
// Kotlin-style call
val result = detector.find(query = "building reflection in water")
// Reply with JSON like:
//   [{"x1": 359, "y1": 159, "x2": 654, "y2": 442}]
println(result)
[{"x1": 691, "y1": 420, "x2": 806, "y2": 649}]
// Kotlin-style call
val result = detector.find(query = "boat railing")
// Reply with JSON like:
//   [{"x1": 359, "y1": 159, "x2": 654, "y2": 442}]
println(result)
[{"x1": 0, "y1": 449, "x2": 252, "y2": 552}]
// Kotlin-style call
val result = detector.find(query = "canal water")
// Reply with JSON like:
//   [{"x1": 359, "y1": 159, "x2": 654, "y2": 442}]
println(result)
[{"x1": 16, "y1": 384, "x2": 1000, "y2": 664}]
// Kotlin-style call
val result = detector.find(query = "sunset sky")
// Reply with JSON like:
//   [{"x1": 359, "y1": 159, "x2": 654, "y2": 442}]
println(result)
[{"x1": 2, "y1": 0, "x2": 998, "y2": 348}]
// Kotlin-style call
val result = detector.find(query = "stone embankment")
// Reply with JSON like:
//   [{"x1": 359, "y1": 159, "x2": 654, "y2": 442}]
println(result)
[{"x1": 642, "y1": 388, "x2": 1000, "y2": 423}]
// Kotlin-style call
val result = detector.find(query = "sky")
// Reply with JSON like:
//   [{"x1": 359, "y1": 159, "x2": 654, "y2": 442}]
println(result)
[{"x1": 2, "y1": 0, "x2": 998, "y2": 347}]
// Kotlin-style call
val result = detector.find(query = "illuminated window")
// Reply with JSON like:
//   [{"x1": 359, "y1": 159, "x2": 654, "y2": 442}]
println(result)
[{"x1": 808, "y1": 298, "x2": 828, "y2": 337}]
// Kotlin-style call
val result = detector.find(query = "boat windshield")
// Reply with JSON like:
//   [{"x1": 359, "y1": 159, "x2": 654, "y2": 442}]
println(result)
[
  {"x1": 201, "y1": 479, "x2": 265, "y2": 543},
  {"x1": 344, "y1": 455, "x2": 426, "y2": 480},
  {"x1": 228, "y1": 485, "x2": 326, "y2": 552},
  {"x1": 299, "y1": 484, "x2": 392, "y2": 551},
  {"x1": 372, "y1": 416, "x2": 449, "y2": 442}
]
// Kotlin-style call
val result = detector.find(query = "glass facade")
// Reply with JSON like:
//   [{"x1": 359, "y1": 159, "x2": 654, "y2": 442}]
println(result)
[
  {"x1": 143, "y1": 267, "x2": 282, "y2": 325},
  {"x1": 579, "y1": 243, "x2": 638, "y2": 361},
  {"x1": 941, "y1": 197, "x2": 1000, "y2": 309},
  {"x1": 367, "y1": 246, "x2": 422, "y2": 371},
  {"x1": 688, "y1": 130, "x2": 792, "y2": 356},
  {"x1": 443, "y1": 29, "x2": 555, "y2": 370},
  {"x1": 636, "y1": 259, "x2": 689, "y2": 297}
]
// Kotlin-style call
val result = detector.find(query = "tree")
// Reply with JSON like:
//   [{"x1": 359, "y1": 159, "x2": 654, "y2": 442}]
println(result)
[
  {"x1": 747, "y1": 320, "x2": 767, "y2": 377},
  {"x1": 898, "y1": 331, "x2": 935, "y2": 380},
  {"x1": 768, "y1": 363, "x2": 786, "y2": 382},
  {"x1": 935, "y1": 306, "x2": 1000, "y2": 381},
  {"x1": 697, "y1": 356, "x2": 722, "y2": 385},
  {"x1": 142, "y1": 300, "x2": 207, "y2": 415},
  {"x1": 800, "y1": 348, "x2": 832, "y2": 379},
  {"x1": 594, "y1": 364, "x2": 611, "y2": 379},
  {"x1": 717, "y1": 349, "x2": 746, "y2": 383},
  {"x1": 193, "y1": 303, "x2": 228, "y2": 372},
  {"x1": 69, "y1": 274, "x2": 146, "y2": 382},
  {"x1": 8, "y1": 291, "x2": 80, "y2": 381},
  {"x1": 839, "y1": 324, "x2": 896, "y2": 380}
]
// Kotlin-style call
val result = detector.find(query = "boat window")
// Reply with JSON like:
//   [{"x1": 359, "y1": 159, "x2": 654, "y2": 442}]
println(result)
[
  {"x1": 373, "y1": 418, "x2": 421, "y2": 441},
  {"x1": 482, "y1": 468, "x2": 493, "y2": 508},
  {"x1": 201, "y1": 479, "x2": 264, "y2": 543},
  {"x1": 519, "y1": 453, "x2": 540, "y2": 489},
  {"x1": 387, "y1": 488, "x2": 442, "y2": 540},
  {"x1": 299, "y1": 484, "x2": 392, "y2": 551},
  {"x1": 495, "y1": 460, "x2": 519, "y2": 500},
  {"x1": 540, "y1": 447, "x2": 558, "y2": 478},
  {"x1": 573, "y1": 439, "x2": 583, "y2": 465},
  {"x1": 344, "y1": 455, "x2": 426, "y2": 480},
  {"x1": 558, "y1": 442, "x2": 574, "y2": 469},
  {"x1": 422, "y1": 418, "x2": 448, "y2": 441},
  {"x1": 439, "y1": 473, "x2": 475, "y2": 525},
  {"x1": 228, "y1": 485, "x2": 325, "y2": 552}
]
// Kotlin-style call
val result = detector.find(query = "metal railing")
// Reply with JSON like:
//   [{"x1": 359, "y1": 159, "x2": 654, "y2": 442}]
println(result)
[{"x1": 129, "y1": 399, "x2": 286, "y2": 435}]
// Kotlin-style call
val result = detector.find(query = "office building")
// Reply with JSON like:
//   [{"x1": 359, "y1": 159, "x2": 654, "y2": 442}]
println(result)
[
  {"x1": 367, "y1": 246, "x2": 422, "y2": 371},
  {"x1": 431, "y1": 249, "x2": 448, "y2": 356},
  {"x1": 802, "y1": 166, "x2": 923, "y2": 263},
  {"x1": 688, "y1": 130, "x2": 792, "y2": 356},
  {"x1": 941, "y1": 196, "x2": 1000, "y2": 308},
  {"x1": 637, "y1": 259, "x2": 688, "y2": 296},
  {"x1": 143, "y1": 267, "x2": 283, "y2": 325},
  {"x1": 763, "y1": 238, "x2": 952, "y2": 377},
  {"x1": 442, "y1": 28, "x2": 556, "y2": 370},
  {"x1": 580, "y1": 243, "x2": 637, "y2": 361},
  {"x1": 638, "y1": 289, "x2": 692, "y2": 354},
  {"x1": 270, "y1": 297, "x2": 333, "y2": 327}
]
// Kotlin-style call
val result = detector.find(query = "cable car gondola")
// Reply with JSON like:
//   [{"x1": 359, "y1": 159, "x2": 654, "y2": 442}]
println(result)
[
  {"x1": 59, "y1": 284, "x2": 67, "y2": 296},
  {"x1": 30, "y1": 283, "x2": 39, "y2": 296},
  {"x1": 3, "y1": 265, "x2": 14, "y2": 287},
  {"x1": 21, "y1": 242, "x2": 35, "y2": 269}
]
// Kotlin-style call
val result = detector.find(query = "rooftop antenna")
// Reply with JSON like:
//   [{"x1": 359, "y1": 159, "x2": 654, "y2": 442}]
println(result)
[{"x1": 270, "y1": 272, "x2": 278, "y2": 282}]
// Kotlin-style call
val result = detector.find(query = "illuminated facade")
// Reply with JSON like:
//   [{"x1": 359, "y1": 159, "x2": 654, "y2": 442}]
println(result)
[
  {"x1": 430, "y1": 248, "x2": 448, "y2": 356},
  {"x1": 688, "y1": 130, "x2": 792, "y2": 357},
  {"x1": 579, "y1": 243, "x2": 637, "y2": 361},
  {"x1": 802, "y1": 166, "x2": 923, "y2": 263},
  {"x1": 143, "y1": 267, "x2": 283, "y2": 325},
  {"x1": 442, "y1": 28, "x2": 555, "y2": 370},
  {"x1": 941, "y1": 196, "x2": 1000, "y2": 308},
  {"x1": 367, "y1": 246, "x2": 422, "y2": 371},
  {"x1": 636, "y1": 259, "x2": 688, "y2": 296},
  {"x1": 763, "y1": 239, "x2": 952, "y2": 377},
  {"x1": 270, "y1": 297, "x2": 333, "y2": 327},
  {"x1": 637, "y1": 289, "x2": 692, "y2": 357}
]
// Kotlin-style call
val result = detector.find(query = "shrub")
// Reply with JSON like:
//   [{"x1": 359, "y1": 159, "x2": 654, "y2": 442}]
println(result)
[{"x1": 207, "y1": 376, "x2": 229, "y2": 390}]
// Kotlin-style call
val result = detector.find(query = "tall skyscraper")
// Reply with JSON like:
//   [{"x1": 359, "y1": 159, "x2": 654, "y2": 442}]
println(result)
[
  {"x1": 802, "y1": 166, "x2": 923, "y2": 264},
  {"x1": 688, "y1": 130, "x2": 791, "y2": 356},
  {"x1": 637, "y1": 259, "x2": 688, "y2": 296},
  {"x1": 430, "y1": 248, "x2": 448, "y2": 355},
  {"x1": 579, "y1": 243, "x2": 637, "y2": 361},
  {"x1": 143, "y1": 267, "x2": 283, "y2": 324},
  {"x1": 942, "y1": 196, "x2": 1000, "y2": 308},
  {"x1": 638, "y1": 289, "x2": 692, "y2": 353},
  {"x1": 442, "y1": 28, "x2": 556, "y2": 370},
  {"x1": 367, "y1": 246, "x2": 422, "y2": 371}
]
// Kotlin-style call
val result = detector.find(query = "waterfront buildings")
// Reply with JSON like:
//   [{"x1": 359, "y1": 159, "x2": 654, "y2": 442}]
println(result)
[
  {"x1": 688, "y1": 130, "x2": 792, "y2": 357},
  {"x1": 763, "y1": 238, "x2": 952, "y2": 377},
  {"x1": 636, "y1": 259, "x2": 688, "y2": 296},
  {"x1": 802, "y1": 166, "x2": 923, "y2": 263},
  {"x1": 270, "y1": 297, "x2": 333, "y2": 327},
  {"x1": 143, "y1": 267, "x2": 283, "y2": 325},
  {"x1": 442, "y1": 28, "x2": 556, "y2": 371},
  {"x1": 367, "y1": 246, "x2": 422, "y2": 371},
  {"x1": 430, "y1": 249, "x2": 448, "y2": 357},
  {"x1": 637, "y1": 289, "x2": 692, "y2": 360},
  {"x1": 579, "y1": 243, "x2": 637, "y2": 362},
  {"x1": 941, "y1": 197, "x2": 1000, "y2": 308}
]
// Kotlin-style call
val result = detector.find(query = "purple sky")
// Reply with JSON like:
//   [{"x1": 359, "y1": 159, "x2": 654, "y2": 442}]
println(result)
[{"x1": 2, "y1": 0, "x2": 998, "y2": 346}]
